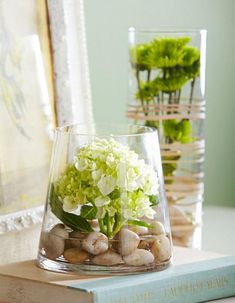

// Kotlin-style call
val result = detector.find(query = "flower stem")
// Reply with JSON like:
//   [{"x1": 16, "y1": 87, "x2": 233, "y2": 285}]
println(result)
[
  {"x1": 112, "y1": 221, "x2": 125, "y2": 238},
  {"x1": 112, "y1": 214, "x2": 125, "y2": 238},
  {"x1": 189, "y1": 78, "x2": 196, "y2": 114},
  {"x1": 106, "y1": 213, "x2": 112, "y2": 239},
  {"x1": 147, "y1": 69, "x2": 151, "y2": 82},
  {"x1": 136, "y1": 69, "x2": 148, "y2": 116},
  {"x1": 98, "y1": 218, "x2": 106, "y2": 234},
  {"x1": 177, "y1": 89, "x2": 181, "y2": 104}
]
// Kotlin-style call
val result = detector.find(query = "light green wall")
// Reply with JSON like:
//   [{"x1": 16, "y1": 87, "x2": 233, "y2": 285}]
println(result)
[{"x1": 84, "y1": 0, "x2": 235, "y2": 207}]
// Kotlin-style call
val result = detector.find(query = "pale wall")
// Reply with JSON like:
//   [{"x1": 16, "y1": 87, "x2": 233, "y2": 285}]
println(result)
[{"x1": 84, "y1": 0, "x2": 235, "y2": 207}]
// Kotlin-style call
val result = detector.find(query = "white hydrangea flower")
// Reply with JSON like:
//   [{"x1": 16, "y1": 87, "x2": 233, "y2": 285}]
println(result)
[
  {"x1": 123, "y1": 209, "x2": 133, "y2": 220},
  {"x1": 116, "y1": 161, "x2": 126, "y2": 186},
  {"x1": 75, "y1": 158, "x2": 88, "y2": 171},
  {"x1": 143, "y1": 168, "x2": 159, "y2": 195},
  {"x1": 62, "y1": 196, "x2": 78, "y2": 212},
  {"x1": 144, "y1": 207, "x2": 156, "y2": 219},
  {"x1": 98, "y1": 174, "x2": 116, "y2": 196},
  {"x1": 94, "y1": 196, "x2": 111, "y2": 207},
  {"x1": 106, "y1": 153, "x2": 115, "y2": 166},
  {"x1": 92, "y1": 169, "x2": 102, "y2": 181}
]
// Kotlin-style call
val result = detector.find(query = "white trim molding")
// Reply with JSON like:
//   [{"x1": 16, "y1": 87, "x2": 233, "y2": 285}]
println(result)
[
  {"x1": 0, "y1": 206, "x2": 44, "y2": 234},
  {"x1": 47, "y1": 0, "x2": 94, "y2": 126}
]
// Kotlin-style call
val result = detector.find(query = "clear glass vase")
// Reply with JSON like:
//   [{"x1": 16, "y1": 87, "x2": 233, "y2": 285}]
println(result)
[
  {"x1": 37, "y1": 124, "x2": 172, "y2": 274},
  {"x1": 127, "y1": 29, "x2": 207, "y2": 248}
]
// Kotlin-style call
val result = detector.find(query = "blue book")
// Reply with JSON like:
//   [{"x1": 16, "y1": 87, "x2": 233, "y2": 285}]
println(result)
[
  {"x1": 0, "y1": 247, "x2": 234, "y2": 303},
  {"x1": 70, "y1": 255, "x2": 235, "y2": 303}
]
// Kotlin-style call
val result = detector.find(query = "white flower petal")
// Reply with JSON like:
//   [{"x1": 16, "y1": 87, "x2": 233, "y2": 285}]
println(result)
[
  {"x1": 145, "y1": 207, "x2": 156, "y2": 219},
  {"x1": 97, "y1": 175, "x2": 116, "y2": 196},
  {"x1": 63, "y1": 196, "x2": 77, "y2": 212},
  {"x1": 92, "y1": 169, "x2": 102, "y2": 181},
  {"x1": 75, "y1": 158, "x2": 88, "y2": 171},
  {"x1": 94, "y1": 196, "x2": 111, "y2": 207},
  {"x1": 106, "y1": 153, "x2": 115, "y2": 166}
]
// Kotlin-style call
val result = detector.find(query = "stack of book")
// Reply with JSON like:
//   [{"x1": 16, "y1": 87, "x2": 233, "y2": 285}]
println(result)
[{"x1": 0, "y1": 247, "x2": 234, "y2": 303}]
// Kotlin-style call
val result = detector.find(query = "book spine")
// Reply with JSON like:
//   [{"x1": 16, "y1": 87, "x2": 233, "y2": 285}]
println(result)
[
  {"x1": 93, "y1": 267, "x2": 235, "y2": 303},
  {"x1": 0, "y1": 275, "x2": 92, "y2": 303},
  {"x1": 69, "y1": 257, "x2": 235, "y2": 303}
]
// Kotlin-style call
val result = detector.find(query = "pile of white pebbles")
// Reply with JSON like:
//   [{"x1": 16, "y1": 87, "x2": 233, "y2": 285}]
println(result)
[{"x1": 41, "y1": 222, "x2": 171, "y2": 268}]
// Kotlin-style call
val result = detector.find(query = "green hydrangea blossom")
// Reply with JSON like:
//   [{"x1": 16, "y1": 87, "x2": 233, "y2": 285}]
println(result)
[{"x1": 53, "y1": 138, "x2": 159, "y2": 237}]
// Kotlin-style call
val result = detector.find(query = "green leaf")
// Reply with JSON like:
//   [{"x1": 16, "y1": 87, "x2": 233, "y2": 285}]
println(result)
[
  {"x1": 128, "y1": 219, "x2": 151, "y2": 228},
  {"x1": 109, "y1": 189, "x2": 121, "y2": 200},
  {"x1": 103, "y1": 212, "x2": 109, "y2": 226},
  {"x1": 49, "y1": 184, "x2": 93, "y2": 232},
  {"x1": 59, "y1": 212, "x2": 93, "y2": 233},
  {"x1": 80, "y1": 205, "x2": 97, "y2": 220},
  {"x1": 149, "y1": 195, "x2": 159, "y2": 206},
  {"x1": 145, "y1": 120, "x2": 159, "y2": 129}
]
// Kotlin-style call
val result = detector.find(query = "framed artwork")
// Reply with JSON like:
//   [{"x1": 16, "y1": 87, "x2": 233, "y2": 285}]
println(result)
[
  {"x1": 0, "y1": 0, "x2": 93, "y2": 263},
  {"x1": 0, "y1": 0, "x2": 54, "y2": 218}
]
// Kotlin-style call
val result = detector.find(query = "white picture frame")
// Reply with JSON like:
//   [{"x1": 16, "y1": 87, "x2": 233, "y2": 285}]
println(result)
[
  {"x1": 47, "y1": 0, "x2": 93, "y2": 126},
  {"x1": 0, "y1": 0, "x2": 93, "y2": 264}
]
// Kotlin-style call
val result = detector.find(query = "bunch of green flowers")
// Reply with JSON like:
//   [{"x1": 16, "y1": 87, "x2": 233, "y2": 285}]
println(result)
[
  {"x1": 51, "y1": 138, "x2": 159, "y2": 238},
  {"x1": 131, "y1": 37, "x2": 200, "y2": 107},
  {"x1": 130, "y1": 36, "x2": 200, "y2": 180}
]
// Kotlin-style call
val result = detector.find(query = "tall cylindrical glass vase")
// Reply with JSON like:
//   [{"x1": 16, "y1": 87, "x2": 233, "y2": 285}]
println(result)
[{"x1": 127, "y1": 29, "x2": 207, "y2": 248}]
